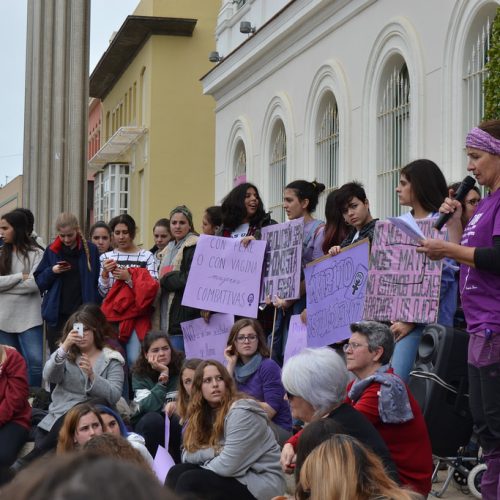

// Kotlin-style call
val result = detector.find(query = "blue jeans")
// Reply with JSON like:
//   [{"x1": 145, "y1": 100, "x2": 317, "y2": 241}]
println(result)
[
  {"x1": 391, "y1": 324, "x2": 425, "y2": 383},
  {"x1": 0, "y1": 325, "x2": 44, "y2": 386},
  {"x1": 169, "y1": 335, "x2": 185, "y2": 353},
  {"x1": 124, "y1": 330, "x2": 142, "y2": 367}
]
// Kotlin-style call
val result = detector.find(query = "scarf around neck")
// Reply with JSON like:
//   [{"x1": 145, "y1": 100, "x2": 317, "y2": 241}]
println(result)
[
  {"x1": 348, "y1": 364, "x2": 414, "y2": 424},
  {"x1": 234, "y1": 353, "x2": 263, "y2": 384}
]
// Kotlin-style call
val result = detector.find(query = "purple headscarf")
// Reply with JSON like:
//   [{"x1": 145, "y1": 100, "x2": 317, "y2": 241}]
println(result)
[{"x1": 466, "y1": 127, "x2": 500, "y2": 155}]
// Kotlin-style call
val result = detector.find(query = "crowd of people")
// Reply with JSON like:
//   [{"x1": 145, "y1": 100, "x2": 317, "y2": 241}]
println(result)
[{"x1": 0, "y1": 119, "x2": 499, "y2": 499}]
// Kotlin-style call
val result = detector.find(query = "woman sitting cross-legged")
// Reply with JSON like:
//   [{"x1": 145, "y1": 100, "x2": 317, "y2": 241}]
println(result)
[
  {"x1": 344, "y1": 321, "x2": 433, "y2": 497},
  {"x1": 165, "y1": 360, "x2": 285, "y2": 500},
  {"x1": 224, "y1": 318, "x2": 292, "y2": 444}
]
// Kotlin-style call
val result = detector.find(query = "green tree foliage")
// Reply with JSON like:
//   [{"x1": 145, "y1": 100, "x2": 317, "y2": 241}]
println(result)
[{"x1": 483, "y1": 6, "x2": 500, "y2": 120}]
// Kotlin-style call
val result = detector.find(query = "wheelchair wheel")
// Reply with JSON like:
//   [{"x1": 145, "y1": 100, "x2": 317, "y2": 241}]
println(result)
[{"x1": 467, "y1": 463, "x2": 486, "y2": 499}]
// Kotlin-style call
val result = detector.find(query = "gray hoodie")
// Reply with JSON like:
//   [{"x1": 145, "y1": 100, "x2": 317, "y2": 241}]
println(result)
[{"x1": 183, "y1": 398, "x2": 285, "y2": 500}]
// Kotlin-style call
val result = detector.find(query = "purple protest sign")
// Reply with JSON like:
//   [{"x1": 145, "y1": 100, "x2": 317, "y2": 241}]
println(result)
[
  {"x1": 182, "y1": 235, "x2": 267, "y2": 318},
  {"x1": 363, "y1": 219, "x2": 445, "y2": 323},
  {"x1": 284, "y1": 315, "x2": 308, "y2": 364},
  {"x1": 181, "y1": 313, "x2": 234, "y2": 364},
  {"x1": 259, "y1": 218, "x2": 303, "y2": 302},
  {"x1": 304, "y1": 240, "x2": 369, "y2": 347},
  {"x1": 153, "y1": 416, "x2": 175, "y2": 483}
]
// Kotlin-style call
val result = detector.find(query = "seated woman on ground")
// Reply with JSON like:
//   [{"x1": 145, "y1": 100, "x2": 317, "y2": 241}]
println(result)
[
  {"x1": 166, "y1": 360, "x2": 285, "y2": 500},
  {"x1": 296, "y1": 434, "x2": 423, "y2": 500},
  {"x1": 279, "y1": 347, "x2": 398, "y2": 482},
  {"x1": 131, "y1": 331, "x2": 184, "y2": 460},
  {"x1": 0, "y1": 344, "x2": 31, "y2": 485},
  {"x1": 96, "y1": 404, "x2": 153, "y2": 467},
  {"x1": 15, "y1": 306, "x2": 124, "y2": 468},
  {"x1": 56, "y1": 403, "x2": 104, "y2": 454},
  {"x1": 344, "y1": 321, "x2": 433, "y2": 496},
  {"x1": 224, "y1": 318, "x2": 292, "y2": 444}
]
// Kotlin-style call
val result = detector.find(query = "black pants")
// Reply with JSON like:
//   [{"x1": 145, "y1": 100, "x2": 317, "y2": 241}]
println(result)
[
  {"x1": 134, "y1": 412, "x2": 183, "y2": 463},
  {"x1": 0, "y1": 422, "x2": 29, "y2": 485},
  {"x1": 21, "y1": 414, "x2": 66, "y2": 464},
  {"x1": 46, "y1": 315, "x2": 70, "y2": 353},
  {"x1": 165, "y1": 463, "x2": 255, "y2": 500}
]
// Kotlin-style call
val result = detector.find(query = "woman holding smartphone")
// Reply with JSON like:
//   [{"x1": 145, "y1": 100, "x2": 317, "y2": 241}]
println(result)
[{"x1": 35, "y1": 213, "x2": 100, "y2": 353}]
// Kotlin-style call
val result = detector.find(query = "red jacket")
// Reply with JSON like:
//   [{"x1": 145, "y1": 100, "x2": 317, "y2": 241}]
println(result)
[
  {"x1": 101, "y1": 267, "x2": 159, "y2": 342},
  {"x1": 346, "y1": 369, "x2": 433, "y2": 496},
  {"x1": 0, "y1": 347, "x2": 32, "y2": 430}
]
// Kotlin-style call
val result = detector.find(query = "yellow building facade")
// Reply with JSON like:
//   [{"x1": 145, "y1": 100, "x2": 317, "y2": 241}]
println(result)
[{"x1": 89, "y1": 0, "x2": 219, "y2": 247}]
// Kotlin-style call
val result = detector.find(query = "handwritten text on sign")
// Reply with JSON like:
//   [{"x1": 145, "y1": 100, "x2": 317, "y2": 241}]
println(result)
[
  {"x1": 363, "y1": 219, "x2": 444, "y2": 323},
  {"x1": 260, "y1": 218, "x2": 303, "y2": 302},
  {"x1": 304, "y1": 240, "x2": 369, "y2": 347},
  {"x1": 181, "y1": 313, "x2": 234, "y2": 364},
  {"x1": 182, "y1": 235, "x2": 267, "y2": 318}
]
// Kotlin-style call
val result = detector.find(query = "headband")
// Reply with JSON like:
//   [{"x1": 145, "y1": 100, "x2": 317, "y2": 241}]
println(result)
[
  {"x1": 465, "y1": 127, "x2": 500, "y2": 155},
  {"x1": 170, "y1": 205, "x2": 194, "y2": 229}
]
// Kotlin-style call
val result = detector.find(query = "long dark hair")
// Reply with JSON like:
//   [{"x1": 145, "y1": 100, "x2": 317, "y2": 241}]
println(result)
[
  {"x1": 0, "y1": 210, "x2": 38, "y2": 275},
  {"x1": 322, "y1": 190, "x2": 350, "y2": 254},
  {"x1": 400, "y1": 159, "x2": 448, "y2": 213},
  {"x1": 132, "y1": 331, "x2": 184, "y2": 381},
  {"x1": 285, "y1": 180, "x2": 326, "y2": 214},
  {"x1": 226, "y1": 318, "x2": 270, "y2": 358},
  {"x1": 109, "y1": 214, "x2": 137, "y2": 240},
  {"x1": 220, "y1": 183, "x2": 266, "y2": 230}
]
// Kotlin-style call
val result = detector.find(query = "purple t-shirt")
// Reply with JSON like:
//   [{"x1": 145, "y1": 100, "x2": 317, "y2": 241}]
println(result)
[
  {"x1": 460, "y1": 188, "x2": 500, "y2": 335},
  {"x1": 236, "y1": 358, "x2": 292, "y2": 431}
]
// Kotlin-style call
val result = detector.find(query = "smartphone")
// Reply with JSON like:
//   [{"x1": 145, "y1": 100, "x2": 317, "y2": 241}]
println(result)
[
  {"x1": 57, "y1": 260, "x2": 70, "y2": 268},
  {"x1": 73, "y1": 322, "x2": 84, "y2": 338}
]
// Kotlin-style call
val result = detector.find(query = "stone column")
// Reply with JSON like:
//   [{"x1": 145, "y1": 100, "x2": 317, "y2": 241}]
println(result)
[{"x1": 23, "y1": 0, "x2": 90, "y2": 241}]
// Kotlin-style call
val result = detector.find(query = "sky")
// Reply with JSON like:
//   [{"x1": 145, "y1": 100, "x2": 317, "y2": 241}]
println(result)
[{"x1": 0, "y1": 0, "x2": 139, "y2": 187}]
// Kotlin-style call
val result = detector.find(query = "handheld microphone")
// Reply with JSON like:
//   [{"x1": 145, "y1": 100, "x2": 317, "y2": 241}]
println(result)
[{"x1": 434, "y1": 175, "x2": 476, "y2": 231}]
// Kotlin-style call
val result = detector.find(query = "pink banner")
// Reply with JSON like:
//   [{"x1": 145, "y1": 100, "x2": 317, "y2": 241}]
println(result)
[
  {"x1": 182, "y1": 235, "x2": 267, "y2": 318},
  {"x1": 304, "y1": 240, "x2": 369, "y2": 347},
  {"x1": 363, "y1": 219, "x2": 445, "y2": 323},
  {"x1": 181, "y1": 313, "x2": 234, "y2": 364},
  {"x1": 259, "y1": 218, "x2": 303, "y2": 302}
]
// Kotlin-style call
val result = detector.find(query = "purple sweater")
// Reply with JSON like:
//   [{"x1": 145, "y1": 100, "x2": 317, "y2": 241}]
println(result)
[{"x1": 236, "y1": 358, "x2": 292, "y2": 431}]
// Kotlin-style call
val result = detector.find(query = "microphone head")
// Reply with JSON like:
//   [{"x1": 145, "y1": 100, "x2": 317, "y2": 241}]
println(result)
[{"x1": 454, "y1": 175, "x2": 477, "y2": 202}]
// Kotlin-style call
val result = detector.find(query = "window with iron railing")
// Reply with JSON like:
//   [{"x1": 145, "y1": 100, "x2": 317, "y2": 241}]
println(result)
[{"x1": 269, "y1": 121, "x2": 287, "y2": 222}]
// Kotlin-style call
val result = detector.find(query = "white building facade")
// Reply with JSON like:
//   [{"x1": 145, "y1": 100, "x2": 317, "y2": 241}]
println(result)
[{"x1": 202, "y1": 0, "x2": 499, "y2": 221}]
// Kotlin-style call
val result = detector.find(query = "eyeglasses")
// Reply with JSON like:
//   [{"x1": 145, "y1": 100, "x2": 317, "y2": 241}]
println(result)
[
  {"x1": 286, "y1": 391, "x2": 296, "y2": 400},
  {"x1": 236, "y1": 335, "x2": 258, "y2": 343},
  {"x1": 465, "y1": 198, "x2": 481, "y2": 206},
  {"x1": 343, "y1": 342, "x2": 369, "y2": 352}
]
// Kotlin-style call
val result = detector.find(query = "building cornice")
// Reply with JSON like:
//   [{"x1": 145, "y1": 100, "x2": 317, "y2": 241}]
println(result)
[{"x1": 90, "y1": 15, "x2": 197, "y2": 99}]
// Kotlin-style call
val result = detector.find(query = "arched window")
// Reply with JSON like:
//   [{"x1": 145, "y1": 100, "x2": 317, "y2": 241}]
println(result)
[
  {"x1": 463, "y1": 15, "x2": 492, "y2": 136},
  {"x1": 268, "y1": 121, "x2": 287, "y2": 222},
  {"x1": 315, "y1": 91, "x2": 339, "y2": 218},
  {"x1": 233, "y1": 139, "x2": 247, "y2": 186},
  {"x1": 377, "y1": 61, "x2": 410, "y2": 218}
]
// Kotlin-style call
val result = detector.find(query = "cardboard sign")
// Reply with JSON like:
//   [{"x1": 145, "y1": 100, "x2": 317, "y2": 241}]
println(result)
[
  {"x1": 363, "y1": 218, "x2": 444, "y2": 323},
  {"x1": 182, "y1": 235, "x2": 267, "y2": 318},
  {"x1": 284, "y1": 314, "x2": 308, "y2": 363},
  {"x1": 181, "y1": 313, "x2": 234, "y2": 364},
  {"x1": 304, "y1": 240, "x2": 369, "y2": 347},
  {"x1": 259, "y1": 218, "x2": 303, "y2": 301}
]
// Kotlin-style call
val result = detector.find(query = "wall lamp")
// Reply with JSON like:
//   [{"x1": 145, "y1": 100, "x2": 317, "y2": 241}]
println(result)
[
  {"x1": 240, "y1": 21, "x2": 256, "y2": 34},
  {"x1": 208, "y1": 51, "x2": 224, "y2": 63}
]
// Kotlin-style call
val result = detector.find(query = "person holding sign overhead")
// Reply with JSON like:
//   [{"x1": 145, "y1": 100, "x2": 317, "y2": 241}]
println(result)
[
  {"x1": 224, "y1": 318, "x2": 292, "y2": 444},
  {"x1": 417, "y1": 120, "x2": 500, "y2": 500},
  {"x1": 389, "y1": 159, "x2": 457, "y2": 382},
  {"x1": 158, "y1": 206, "x2": 199, "y2": 352}
]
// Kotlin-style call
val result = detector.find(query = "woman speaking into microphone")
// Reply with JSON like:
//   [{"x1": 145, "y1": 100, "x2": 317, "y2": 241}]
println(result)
[{"x1": 418, "y1": 120, "x2": 500, "y2": 500}]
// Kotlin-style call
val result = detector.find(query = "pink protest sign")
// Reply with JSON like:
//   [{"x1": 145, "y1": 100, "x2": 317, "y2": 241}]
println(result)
[
  {"x1": 259, "y1": 218, "x2": 303, "y2": 302},
  {"x1": 284, "y1": 314, "x2": 308, "y2": 363},
  {"x1": 304, "y1": 240, "x2": 369, "y2": 347},
  {"x1": 181, "y1": 313, "x2": 234, "y2": 364},
  {"x1": 363, "y1": 218, "x2": 445, "y2": 323},
  {"x1": 182, "y1": 235, "x2": 267, "y2": 318}
]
